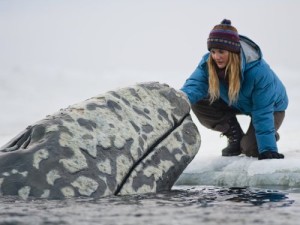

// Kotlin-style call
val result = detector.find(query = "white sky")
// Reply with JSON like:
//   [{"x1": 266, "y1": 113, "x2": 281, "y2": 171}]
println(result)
[{"x1": 0, "y1": 0, "x2": 299, "y2": 73}]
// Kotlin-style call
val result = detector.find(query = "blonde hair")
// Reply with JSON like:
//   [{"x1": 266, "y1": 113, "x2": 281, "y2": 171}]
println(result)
[{"x1": 207, "y1": 52, "x2": 241, "y2": 105}]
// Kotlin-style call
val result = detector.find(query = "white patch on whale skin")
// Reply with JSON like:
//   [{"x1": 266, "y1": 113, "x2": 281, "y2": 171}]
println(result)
[
  {"x1": 80, "y1": 135, "x2": 97, "y2": 158},
  {"x1": 61, "y1": 186, "x2": 75, "y2": 198},
  {"x1": 59, "y1": 138, "x2": 88, "y2": 174},
  {"x1": 59, "y1": 116, "x2": 100, "y2": 158},
  {"x1": 18, "y1": 186, "x2": 31, "y2": 200},
  {"x1": 98, "y1": 175, "x2": 113, "y2": 196},
  {"x1": 40, "y1": 189, "x2": 50, "y2": 198},
  {"x1": 71, "y1": 176, "x2": 99, "y2": 196},
  {"x1": 114, "y1": 137, "x2": 126, "y2": 149},
  {"x1": 19, "y1": 171, "x2": 28, "y2": 177},
  {"x1": 135, "y1": 184, "x2": 154, "y2": 193},
  {"x1": 45, "y1": 124, "x2": 60, "y2": 133},
  {"x1": 46, "y1": 170, "x2": 61, "y2": 186},
  {"x1": 59, "y1": 154, "x2": 88, "y2": 173},
  {"x1": 115, "y1": 155, "x2": 132, "y2": 183},
  {"x1": 33, "y1": 149, "x2": 49, "y2": 169},
  {"x1": 0, "y1": 178, "x2": 4, "y2": 194},
  {"x1": 120, "y1": 160, "x2": 174, "y2": 195},
  {"x1": 2, "y1": 170, "x2": 28, "y2": 178},
  {"x1": 58, "y1": 116, "x2": 103, "y2": 164},
  {"x1": 58, "y1": 131, "x2": 74, "y2": 147},
  {"x1": 121, "y1": 182, "x2": 154, "y2": 195},
  {"x1": 164, "y1": 132, "x2": 185, "y2": 162},
  {"x1": 97, "y1": 159, "x2": 112, "y2": 174},
  {"x1": 69, "y1": 106, "x2": 86, "y2": 115},
  {"x1": 142, "y1": 160, "x2": 175, "y2": 179},
  {"x1": 14, "y1": 170, "x2": 28, "y2": 177}
]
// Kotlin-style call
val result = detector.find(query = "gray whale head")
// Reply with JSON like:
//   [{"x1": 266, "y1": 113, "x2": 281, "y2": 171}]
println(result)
[{"x1": 0, "y1": 82, "x2": 200, "y2": 199}]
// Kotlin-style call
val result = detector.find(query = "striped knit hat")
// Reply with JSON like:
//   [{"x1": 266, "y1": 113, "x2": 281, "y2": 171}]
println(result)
[{"x1": 207, "y1": 19, "x2": 241, "y2": 53}]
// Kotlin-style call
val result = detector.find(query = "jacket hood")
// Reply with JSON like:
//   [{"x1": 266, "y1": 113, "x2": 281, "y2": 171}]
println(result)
[{"x1": 240, "y1": 35, "x2": 262, "y2": 73}]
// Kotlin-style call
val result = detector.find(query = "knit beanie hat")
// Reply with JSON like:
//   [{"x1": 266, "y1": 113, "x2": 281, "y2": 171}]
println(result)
[{"x1": 207, "y1": 19, "x2": 241, "y2": 53}]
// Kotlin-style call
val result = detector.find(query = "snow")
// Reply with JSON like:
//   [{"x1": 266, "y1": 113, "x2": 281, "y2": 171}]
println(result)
[{"x1": 1, "y1": 0, "x2": 300, "y2": 188}]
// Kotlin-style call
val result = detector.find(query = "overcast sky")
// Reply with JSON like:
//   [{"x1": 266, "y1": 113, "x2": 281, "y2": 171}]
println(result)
[{"x1": 1, "y1": 0, "x2": 299, "y2": 74}]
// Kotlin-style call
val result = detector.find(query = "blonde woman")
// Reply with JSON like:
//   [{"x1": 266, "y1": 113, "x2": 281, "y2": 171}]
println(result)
[{"x1": 181, "y1": 19, "x2": 288, "y2": 160}]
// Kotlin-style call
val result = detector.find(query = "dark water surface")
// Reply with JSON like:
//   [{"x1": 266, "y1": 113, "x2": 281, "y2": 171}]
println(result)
[{"x1": 0, "y1": 186, "x2": 299, "y2": 225}]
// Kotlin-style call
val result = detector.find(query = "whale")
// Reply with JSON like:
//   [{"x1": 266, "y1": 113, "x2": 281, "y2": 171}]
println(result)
[{"x1": 0, "y1": 82, "x2": 200, "y2": 199}]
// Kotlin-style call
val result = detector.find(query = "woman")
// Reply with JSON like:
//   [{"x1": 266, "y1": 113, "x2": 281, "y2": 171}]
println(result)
[{"x1": 181, "y1": 19, "x2": 288, "y2": 160}]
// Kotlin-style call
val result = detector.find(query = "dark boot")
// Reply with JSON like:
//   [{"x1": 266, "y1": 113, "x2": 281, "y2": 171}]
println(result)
[{"x1": 221, "y1": 117, "x2": 244, "y2": 156}]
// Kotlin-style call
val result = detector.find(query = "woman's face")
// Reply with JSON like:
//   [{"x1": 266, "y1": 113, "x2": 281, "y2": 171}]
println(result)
[{"x1": 210, "y1": 49, "x2": 229, "y2": 69}]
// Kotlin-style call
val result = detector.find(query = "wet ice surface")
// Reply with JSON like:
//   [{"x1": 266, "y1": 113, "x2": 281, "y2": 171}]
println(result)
[{"x1": 0, "y1": 186, "x2": 299, "y2": 225}]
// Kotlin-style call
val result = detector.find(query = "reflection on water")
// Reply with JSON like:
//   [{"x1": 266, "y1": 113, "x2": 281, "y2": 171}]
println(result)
[
  {"x1": 0, "y1": 186, "x2": 298, "y2": 225},
  {"x1": 173, "y1": 186, "x2": 295, "y2": 208},
  {"x1": 222, "y1": 187, "x2": 295, "y2": 206}
]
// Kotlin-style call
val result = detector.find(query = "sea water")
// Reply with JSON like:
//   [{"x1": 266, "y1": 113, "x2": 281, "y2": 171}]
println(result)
[{"x1": 0, "y1": 185, "x2": 299, "y2": 225}]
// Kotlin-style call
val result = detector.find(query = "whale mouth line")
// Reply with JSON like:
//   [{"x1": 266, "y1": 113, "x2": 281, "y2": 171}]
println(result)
[{"x1": 114, "y1": 113, "x2": 190, "y2": 196}]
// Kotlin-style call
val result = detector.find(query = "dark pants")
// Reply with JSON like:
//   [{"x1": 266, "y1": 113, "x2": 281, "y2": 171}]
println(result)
[{"x1": 191, "y1": 99, "x2": 285, "y2": 157}]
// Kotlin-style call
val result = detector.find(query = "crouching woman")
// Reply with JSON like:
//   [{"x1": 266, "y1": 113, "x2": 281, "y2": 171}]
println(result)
[{"x1": 181, "y1": 19, "x2": 288, "y2": 160}]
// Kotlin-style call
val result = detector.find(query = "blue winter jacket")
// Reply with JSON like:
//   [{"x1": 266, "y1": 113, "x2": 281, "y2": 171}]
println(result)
[{"x1": 181, "y1": 35, "x2": 288, "y2": 154}]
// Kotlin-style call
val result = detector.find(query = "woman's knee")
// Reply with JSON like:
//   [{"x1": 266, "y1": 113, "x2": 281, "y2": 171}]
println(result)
[{"x1": 240, "y1": 135, "x2": 259, "y2": 157}]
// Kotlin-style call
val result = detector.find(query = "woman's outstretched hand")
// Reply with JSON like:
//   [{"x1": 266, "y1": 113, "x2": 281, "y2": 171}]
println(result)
[{"x1": 258, "y1": 151, "x2": 284, "y2": 160}]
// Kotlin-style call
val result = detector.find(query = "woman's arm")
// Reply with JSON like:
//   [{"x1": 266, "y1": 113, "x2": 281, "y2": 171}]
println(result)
[{"x1": 181, "y1": 55, "x2": 210, "y2": 104}]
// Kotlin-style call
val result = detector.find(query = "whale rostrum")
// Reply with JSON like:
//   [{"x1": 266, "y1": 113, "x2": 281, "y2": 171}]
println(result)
[{"x1": 0, "y1": 82, "x2": 200, "y2": 199}]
